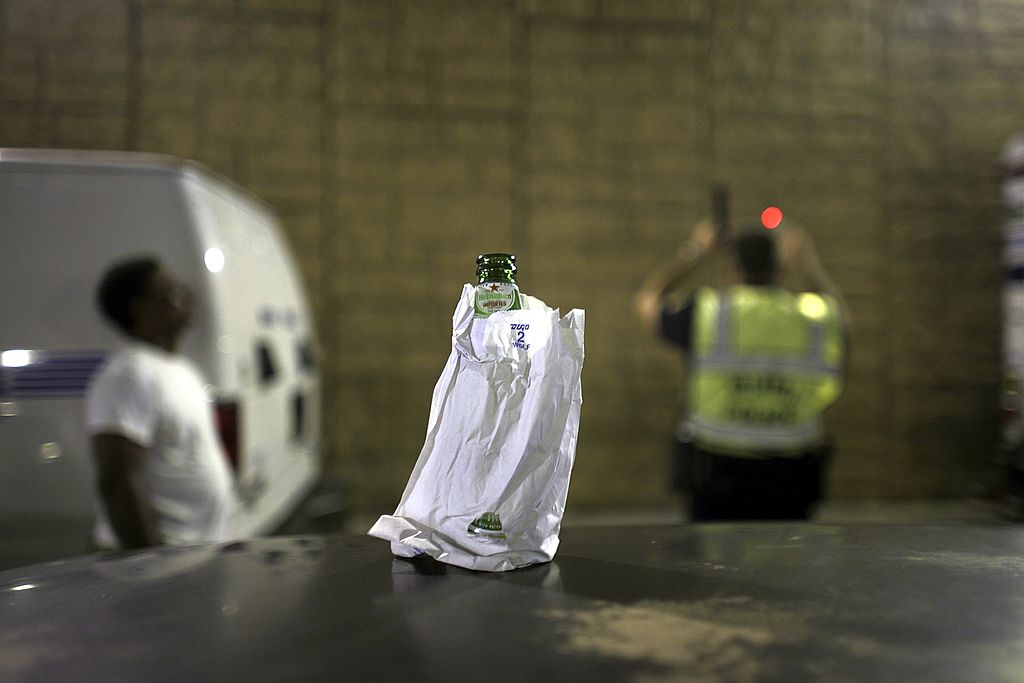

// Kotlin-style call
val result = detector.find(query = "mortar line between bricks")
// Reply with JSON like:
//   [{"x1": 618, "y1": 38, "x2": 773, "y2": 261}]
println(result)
[
  {"x1": 126, "y1": 0, "x2": 142, "y2": 150},
  {"x1": 318, "y1": 0, "x2": 333, "y2": 384},
  {"x1": 706, "y1": 0, "x2": 717, "y2": 185},
  {"x1": 879, "y1": 3, "x2": 898, "y2": 458},
  {"x1": 511, "y1": 6, "x2": 531, "y2": 259}
]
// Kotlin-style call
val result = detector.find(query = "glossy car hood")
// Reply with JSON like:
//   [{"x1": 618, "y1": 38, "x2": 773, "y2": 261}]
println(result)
[{"x1": 2, "y1": 523, "x2": 1023, "y2": 681}]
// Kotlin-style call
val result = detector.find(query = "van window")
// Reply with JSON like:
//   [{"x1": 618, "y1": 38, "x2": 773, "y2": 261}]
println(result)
[
  {"x1": 256, "y1": 341, "x2": 278, "y2": 385},
  {"x1": 292, "y1": 391, "x2": 305, "y2": 442},
  {"x1": 298, "y1": 340, "x2": 315, "y2": 373}
]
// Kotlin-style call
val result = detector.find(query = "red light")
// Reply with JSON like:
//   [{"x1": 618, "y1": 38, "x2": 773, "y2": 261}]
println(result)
[{"x1": 761, "y1": 206, "x2": 783, "y2": 229}]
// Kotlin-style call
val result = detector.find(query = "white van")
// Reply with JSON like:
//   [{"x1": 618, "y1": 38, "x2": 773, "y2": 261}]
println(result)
[{"x1": 0, "y1": 148, "x2": 322, "y2": 566}]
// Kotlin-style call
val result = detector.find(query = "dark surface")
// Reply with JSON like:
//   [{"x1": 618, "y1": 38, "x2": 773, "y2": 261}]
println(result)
[{"x1": 2, "y1": 523, "x2": 1024, "y2": 682}]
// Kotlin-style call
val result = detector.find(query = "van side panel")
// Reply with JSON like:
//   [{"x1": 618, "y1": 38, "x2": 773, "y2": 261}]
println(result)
[
  {"x1": 0, "y1": 166, "x2": 203, "y2": 518},
  {"x1": 1, "y1": 165, "x2": 203, "y2": 350}
]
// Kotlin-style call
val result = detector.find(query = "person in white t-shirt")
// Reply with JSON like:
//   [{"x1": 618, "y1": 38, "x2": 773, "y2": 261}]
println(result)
[{"x1": 86, "y1": 257, "x2": 235, "y2": 549}]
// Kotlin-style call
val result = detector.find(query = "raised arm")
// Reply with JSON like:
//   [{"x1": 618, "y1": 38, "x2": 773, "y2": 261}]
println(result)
[
  {"x1": 634, "y1": 219, "x2": 722, "y2": 332},
  {"x1": 779, "y1": 225, "x2": 851, "y2": 328}
]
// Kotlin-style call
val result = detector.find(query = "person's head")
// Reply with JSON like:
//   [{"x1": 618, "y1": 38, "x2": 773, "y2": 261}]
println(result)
[
  {"x1": 732, "y1": 229, "x2": 779, "y2": 286},
  {"x1": 96, "y1": 257, "x2": 193, "y2": 347}
]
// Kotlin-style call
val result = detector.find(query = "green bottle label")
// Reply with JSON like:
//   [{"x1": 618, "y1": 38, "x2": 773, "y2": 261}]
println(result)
[{"x1": 474, "y1": 282, "x2": 521, "y2": 317}]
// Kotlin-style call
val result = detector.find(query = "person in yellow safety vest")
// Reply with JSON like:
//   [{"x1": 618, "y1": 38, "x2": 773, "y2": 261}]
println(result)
[{"x1": 634, "y1": 219, "x2": 849, "y2": 521}]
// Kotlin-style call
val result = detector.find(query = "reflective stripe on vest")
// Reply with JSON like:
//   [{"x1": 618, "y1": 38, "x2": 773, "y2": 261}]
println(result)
[
  {"x1": 701, "y1": 294, "x2": 840, "y2": 377},
  {"x1": 689, "y1": 287, "x2": 843, "y2": 455}
]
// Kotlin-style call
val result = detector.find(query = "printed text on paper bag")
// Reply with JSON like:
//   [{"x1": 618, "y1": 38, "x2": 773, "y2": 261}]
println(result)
[{"x1": 511, "y1": 323, "x2": 530, "y2": 350}]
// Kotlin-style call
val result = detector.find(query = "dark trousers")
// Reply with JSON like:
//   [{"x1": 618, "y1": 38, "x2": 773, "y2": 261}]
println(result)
[{"x1": 673, "y1": 440, "x2": 830, "y2": 522}]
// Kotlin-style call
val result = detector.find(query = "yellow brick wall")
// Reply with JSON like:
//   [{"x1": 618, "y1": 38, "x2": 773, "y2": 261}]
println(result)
[{"x1": 3, "y1": 0, "x2": 1021, "y2": 514}]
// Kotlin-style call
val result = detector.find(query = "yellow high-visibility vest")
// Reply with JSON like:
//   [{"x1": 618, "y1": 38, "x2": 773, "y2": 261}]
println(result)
[{"x1": 689, "y1": 285, "x2": 844, "y2": 456}]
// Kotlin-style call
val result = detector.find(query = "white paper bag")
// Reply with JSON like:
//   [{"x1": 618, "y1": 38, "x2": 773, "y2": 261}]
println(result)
[{"x1": 368, "y1": 284, "x2": 585, "y2": 572}]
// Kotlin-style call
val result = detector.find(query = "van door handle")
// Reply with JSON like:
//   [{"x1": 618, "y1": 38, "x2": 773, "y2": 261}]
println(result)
[{"x1": 0, "y1": 401, "x2": 18, "y2": 418}]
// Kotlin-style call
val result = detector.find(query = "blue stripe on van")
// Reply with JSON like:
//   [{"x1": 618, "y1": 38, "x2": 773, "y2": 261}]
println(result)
[{"x1": 0, "y1": 351, "x2": 108, "y2": 398}]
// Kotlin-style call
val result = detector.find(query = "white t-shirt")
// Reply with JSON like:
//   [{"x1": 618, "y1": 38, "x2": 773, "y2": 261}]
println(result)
[{"x1": 85, "y1": 342, "x2": 235, "y2": 548}]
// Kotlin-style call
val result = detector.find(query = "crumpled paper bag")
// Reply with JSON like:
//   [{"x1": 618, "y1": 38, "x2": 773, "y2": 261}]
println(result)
[{"x1": 368, "y1": 284, "x2": 585, "y2": 571}]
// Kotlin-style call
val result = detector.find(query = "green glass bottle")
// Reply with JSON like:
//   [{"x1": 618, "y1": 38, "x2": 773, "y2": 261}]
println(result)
[
  {"x1": 467, "y1": 511, "x2": 506, "y2": 540},
  {"x1": 474, "y1": 253, "x2": 522, "y2": 318}
]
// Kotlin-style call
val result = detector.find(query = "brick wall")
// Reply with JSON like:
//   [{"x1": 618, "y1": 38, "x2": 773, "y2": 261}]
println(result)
[
  {"x1": 3, "y1": 0, "x2": 1022, "y2": 514},
  {"x1": 1, "y1": 0, "x2": 325, "y2": 303}
]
